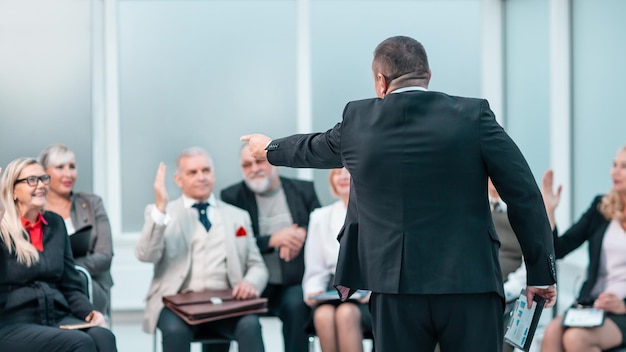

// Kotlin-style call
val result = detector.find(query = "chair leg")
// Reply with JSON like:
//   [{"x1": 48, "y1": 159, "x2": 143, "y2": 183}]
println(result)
[
  {"x1": 308, "y1": 335, "x2": 316, "y2": 352},
  {"x1": 201, "y1": 341, "x2": 231, "y2": 352}
]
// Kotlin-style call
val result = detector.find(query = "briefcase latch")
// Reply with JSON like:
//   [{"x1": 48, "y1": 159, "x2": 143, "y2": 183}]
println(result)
[{"x1": 210, "y1": 297, "x2": 223, "y2": 305}]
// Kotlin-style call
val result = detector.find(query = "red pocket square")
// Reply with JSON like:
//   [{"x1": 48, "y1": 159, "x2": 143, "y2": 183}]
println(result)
[{"x1": 235, "y1": 226, "x2": 247, "y2": 237}]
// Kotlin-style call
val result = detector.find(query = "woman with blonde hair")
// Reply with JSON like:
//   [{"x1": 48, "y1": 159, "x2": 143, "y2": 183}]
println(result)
[
  {"x1": 0, "y1": 159, "x2": 116, "y2": 351},
  {"x1": 302, "y1": 167, "x2": 372, "y2": 352},
  {"x1": 39, "y1": 144, "x2": 114, "y2": 316},
  {"x1": 541, "y1": 145, "x2": 626, "y2": 351}
]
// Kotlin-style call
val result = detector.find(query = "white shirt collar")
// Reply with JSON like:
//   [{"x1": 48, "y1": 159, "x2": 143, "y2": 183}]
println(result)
[
  {"x1": 390, "y1": 86, "x2": 428, "y2": 94},
  {"x1": 182, "y1": 193, "x2": 216, "y2": 208}
]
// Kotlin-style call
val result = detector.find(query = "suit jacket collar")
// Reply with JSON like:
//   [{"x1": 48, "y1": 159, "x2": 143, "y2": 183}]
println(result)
[
  {"x1": 70, "y1": 192, "x2": 89, "y2": 231},
  {"x1": 180, "y1": 193, "x2": 217, "y2": 208},
  {"x1": 170, "y1": 196, "x2": 228, "y2": 244}
]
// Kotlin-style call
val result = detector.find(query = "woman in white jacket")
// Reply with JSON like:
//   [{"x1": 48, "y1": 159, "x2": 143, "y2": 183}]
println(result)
[{"x1": 302, "y1": 168, "x2": 372, "y2": 352}]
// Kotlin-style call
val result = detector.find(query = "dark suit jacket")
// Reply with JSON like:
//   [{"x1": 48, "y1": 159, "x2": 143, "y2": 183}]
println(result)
[
  {"x1": 0, "y1": 212, "x2": 95, "y2": 326},
  {"x1": 221, "y1": 176, "x2": 321, "y2": 286},
  {"x1": 266, "y1": 90, "x2": 556, "y2": 297},
  {"x1": 70, "y1": 192, "x2": 114, "y2": 314},
  {"x1": 553, "y1": 195, "x2": 617, "y2": 305}
]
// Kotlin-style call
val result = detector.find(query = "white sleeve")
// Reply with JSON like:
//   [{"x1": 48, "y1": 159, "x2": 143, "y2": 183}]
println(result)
[
  {"x1": 150, "y1": 206, "x2": 171, "y2": 225},
  {"x1": 302, "y1": 209, "x2": 331, "y2": 298}
]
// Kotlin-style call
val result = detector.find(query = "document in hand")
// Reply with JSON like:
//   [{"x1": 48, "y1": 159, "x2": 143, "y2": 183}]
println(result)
[
  {"x1": 59, "y1": 322, "x2": 99, "y2": 330},
  {"x1": 70, "y1": 225, "x2": 93, "y2": 258},
  {"x1": 562, "y1": 307, "x2": 605, "y2": 327},
  {"x1": 163, "y1": 289, "x2": 268, "y2": 325},
  {"x1": 504, "y1": 289, "x2": 546, "y2": 352},
  {"x1": 310, "y1": 289, "x2": 369, "y2": 301}
]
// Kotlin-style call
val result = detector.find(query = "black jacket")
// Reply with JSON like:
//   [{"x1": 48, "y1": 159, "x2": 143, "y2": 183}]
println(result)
[
  {"x1": 553, "y1": 195, "x2": 620, "y2": 305},
  {"x1": 267, "y1": 90, "x2": 557, "y2": 297},
  {"x1": 0, "y1": 211, "x2": 95, "y2": 326}
]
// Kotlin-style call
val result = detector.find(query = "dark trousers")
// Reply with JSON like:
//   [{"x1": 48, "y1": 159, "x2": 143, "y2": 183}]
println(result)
[
  {"x1": 157, "y1": 307, "x2": 264, "y2": 352},
  {"x1": 370, "y1": 292, "x2": 503, "y2": 352},
  {"x1": 0, "y1": 315, "x2": 117, "y2": 352},
  {"x1": 263, "y1": 283, "x2": 311, "y2": 352}
]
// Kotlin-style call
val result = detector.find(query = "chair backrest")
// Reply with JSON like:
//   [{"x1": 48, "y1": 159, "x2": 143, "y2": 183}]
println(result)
[{"x1": 74, "y1": 265, "x2": 93, "y2": 303}]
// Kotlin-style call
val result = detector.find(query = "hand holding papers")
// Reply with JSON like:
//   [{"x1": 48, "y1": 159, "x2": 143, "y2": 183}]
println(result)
[{"x1": 504, "y1": 289, "x2": 546, "y2": 351}]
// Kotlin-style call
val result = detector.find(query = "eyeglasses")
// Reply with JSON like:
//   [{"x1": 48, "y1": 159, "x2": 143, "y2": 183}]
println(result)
[{"x1": 14, "y1": 175, "x2": 51, "y2": 187}]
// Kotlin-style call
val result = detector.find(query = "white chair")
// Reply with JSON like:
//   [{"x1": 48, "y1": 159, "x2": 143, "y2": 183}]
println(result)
[{"x1": 74, "y1": 265, "x2": 93, "y2": 303}]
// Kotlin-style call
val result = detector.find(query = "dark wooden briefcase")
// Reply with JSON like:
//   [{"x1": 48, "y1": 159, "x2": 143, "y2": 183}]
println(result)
[{"x1": 163, "y1": 289, "x2": 268, "y2": 325}]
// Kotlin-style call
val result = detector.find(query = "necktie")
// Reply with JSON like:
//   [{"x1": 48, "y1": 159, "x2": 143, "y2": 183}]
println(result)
[{"x1": 192, "y1": 202, "x2": 212, "y2": 232}]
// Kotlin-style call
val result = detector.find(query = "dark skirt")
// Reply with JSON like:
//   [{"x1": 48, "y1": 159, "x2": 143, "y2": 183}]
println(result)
[
  {"x1": 606, "y1": 313, "x2": 626, "y2": 347},
  {"x1": 306, "y1": 300, "x2": 373, "y2": 334}
]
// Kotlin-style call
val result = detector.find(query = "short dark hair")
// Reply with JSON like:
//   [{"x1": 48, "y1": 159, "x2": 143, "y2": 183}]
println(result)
[{"x1": 373, "y1": 36, "x2": 430, "y2": 81}]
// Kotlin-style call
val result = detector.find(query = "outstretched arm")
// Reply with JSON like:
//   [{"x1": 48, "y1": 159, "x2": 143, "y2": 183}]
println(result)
[{"x1": 243, "y1": 124, "x2": 343, "y2": 169}]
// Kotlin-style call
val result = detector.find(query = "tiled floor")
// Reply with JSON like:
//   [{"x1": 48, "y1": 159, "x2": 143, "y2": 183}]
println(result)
[{"x1": 110, "y1": 311, "x2": 373, "y2": 352}]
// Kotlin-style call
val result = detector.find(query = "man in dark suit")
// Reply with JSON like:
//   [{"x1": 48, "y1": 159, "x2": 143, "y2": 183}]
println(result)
[
  {"x1": 241, "y1": 36, "x2": 557, "y2": 352},
  {"x1": 221, "y1": 144, "x2": 320, "y2": 352}
]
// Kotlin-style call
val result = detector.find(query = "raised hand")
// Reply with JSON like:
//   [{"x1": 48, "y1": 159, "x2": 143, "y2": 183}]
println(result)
[
  {"x1": 541, "y1": 169, "x2": 562, "y2": 229},
  {"x1": 153, "y1": 162, "x2": 169, "y2": 213}
]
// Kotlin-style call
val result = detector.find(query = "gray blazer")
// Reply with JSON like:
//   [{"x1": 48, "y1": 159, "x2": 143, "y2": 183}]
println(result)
[
  {"x1": 70, "y1": 192, "x2": 114, "y2": 315},
  {"x1": 135, "y1": 197, "x2": 269, "y2": 333}
]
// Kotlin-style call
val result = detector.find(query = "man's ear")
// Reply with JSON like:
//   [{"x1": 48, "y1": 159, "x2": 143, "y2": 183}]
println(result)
[
  {"x1": 375, "y1": 72, "x2": 388, "y2": 98},
  {"x1": 174, "y1": 173, "x2": 182, "y2": 189}
]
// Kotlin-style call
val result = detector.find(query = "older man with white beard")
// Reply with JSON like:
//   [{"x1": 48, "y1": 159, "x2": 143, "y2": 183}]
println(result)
[{"x1": 221, "y1": 143, "x2": 320, "y2": 352}]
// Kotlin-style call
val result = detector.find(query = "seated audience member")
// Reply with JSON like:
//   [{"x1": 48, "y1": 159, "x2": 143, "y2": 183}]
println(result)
[
  {"x1": 135, "y1": 147, "x2": 268, "y2": 352},
  {"x1": 488, "y1": 178, "x2": 524, "y2": 280},
  {"x1": 0, "y1": 159, "x2": 116, "y2": 352},
  {"x1": 502, "y1": 169, "x2": 562, "y2": 303},
  {"x1": 303, "y1": 168, "x2": 372, "y2": 352},
  {"x1": 39, "y1": 144, "x2": 114, "y2": 316},
  {"x1": 541, "y1": 146, "x2": 626, "y2": 352},
  {"x1": 221, "y1": 143, "x2": 320, "y2": 352},
  {"x1": 480, "y1": 173, "x2": 561, "y2": 352}
]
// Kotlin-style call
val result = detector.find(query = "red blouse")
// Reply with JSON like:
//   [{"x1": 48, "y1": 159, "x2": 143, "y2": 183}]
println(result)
[{"x1": 21, "y1": 213, "x2": 48, "y2": 251}]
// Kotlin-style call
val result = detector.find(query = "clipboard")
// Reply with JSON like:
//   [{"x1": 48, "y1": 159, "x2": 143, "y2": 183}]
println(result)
[
  {"x1": 504, "y1": 289, "x2": 546, "y2": 351},
  {"x1": 562, "y1": 307, "x2": 605, "y2": 328},
  {"x1": 70, "y1": 225, "x2": 92, "y2": 258},
  {"x1": 59, "y1": 322, "x2": 99, "y2": 330},
  {"x1": 310, "y1": 289, "x2": 369, "y2": 301}
]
